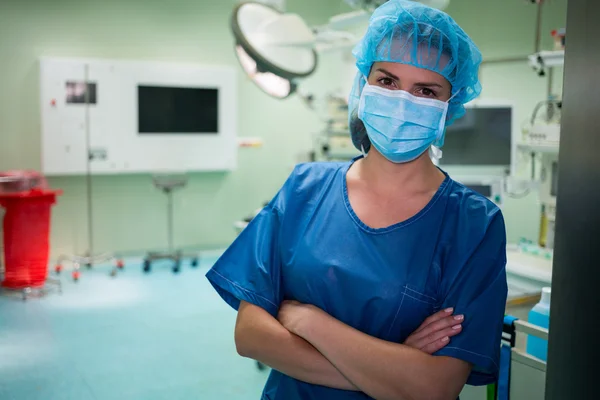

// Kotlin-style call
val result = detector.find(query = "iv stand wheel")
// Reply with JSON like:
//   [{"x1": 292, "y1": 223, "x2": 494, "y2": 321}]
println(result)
[
  {"x1": 143, "y1": 259, "x2": 151, "y2": 273},
  {"x1": 172, "y1": 259, "x2": 181, "y2": 274}
]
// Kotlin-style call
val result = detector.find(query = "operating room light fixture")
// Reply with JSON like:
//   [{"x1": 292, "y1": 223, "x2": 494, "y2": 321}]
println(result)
[
  {"x1": 232, "y1": 2, "x2": 318, "y2": 99},
  {"x1": 235, "y1": 44, "x2": 294, "y2": 98}
]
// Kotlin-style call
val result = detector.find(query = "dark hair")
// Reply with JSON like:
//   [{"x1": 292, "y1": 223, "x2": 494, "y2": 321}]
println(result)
[{"x1": 349, "y1": 110, "x2": 371, "y2": 153}]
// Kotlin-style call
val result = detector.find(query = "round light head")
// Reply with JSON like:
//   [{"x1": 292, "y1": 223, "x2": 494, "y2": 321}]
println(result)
[
  {"x1": 232, "y1": 2, "x2": 318, "y2": 99},
  {"x1": 234, "y1": 44, "x2": 296, "y2": 99}
]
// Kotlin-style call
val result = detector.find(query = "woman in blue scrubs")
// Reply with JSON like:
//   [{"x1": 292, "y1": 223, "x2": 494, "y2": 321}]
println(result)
[{"x1": 206, "y1": 1, "x2": 508, "y2": 399}]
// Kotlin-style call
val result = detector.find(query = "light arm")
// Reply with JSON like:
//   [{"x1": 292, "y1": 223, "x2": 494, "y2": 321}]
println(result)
[
  {"x1": 235, "y1": 301, "x2": 360, "y2": 391},
  {"x1": 288, "y1": 304, "x2": 471, "y2": 400}
]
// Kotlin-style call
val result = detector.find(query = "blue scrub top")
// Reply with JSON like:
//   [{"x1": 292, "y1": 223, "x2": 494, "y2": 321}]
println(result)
[{"x1": 206, "y1": 158, "x2": 508, "y2": 400}]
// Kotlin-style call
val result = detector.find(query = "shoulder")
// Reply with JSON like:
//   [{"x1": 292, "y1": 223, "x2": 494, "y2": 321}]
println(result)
[
  {"x1": 291, "y1": 161, "x2": 347, "y2": 184},
  {"x1": 444, "y1": 179, "x2": 506, "y2": 240},
  {"x1": 270, "y1": 161, "x2": 347, "y2": 211},
  {"x1": 439, "y1": 180, "x2": 507, "y2": 286}
]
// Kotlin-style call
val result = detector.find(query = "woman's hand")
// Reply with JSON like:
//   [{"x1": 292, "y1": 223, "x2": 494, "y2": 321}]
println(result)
[
  {"x1": 278, "y1": 300, "x2": 326, "y2": 337},
  {"x1": 403, "y1": 308, "x2": 464, "y2": 354}
]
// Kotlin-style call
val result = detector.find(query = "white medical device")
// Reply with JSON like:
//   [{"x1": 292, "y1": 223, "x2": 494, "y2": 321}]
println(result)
[
  {"x1": 523, "y1": 98, "x2": 562, "y2": 146},
  {"x1": 517, "y1": 96, "x2": 561, "y2": 249},
  {"x1": 40, "y1": 57, "x2": 238, "y2": 175}
]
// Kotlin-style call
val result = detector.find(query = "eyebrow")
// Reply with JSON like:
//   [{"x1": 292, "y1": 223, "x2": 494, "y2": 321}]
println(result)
[
  {"x1": 375, "y1": 68, "x2": 400, "y2": 81},
  {"x1": 414, "y1": 82, "x2": 444, "y2": 89},
  {"x1": 375, "y1": 68, "x2": 445, "y2": 89}
]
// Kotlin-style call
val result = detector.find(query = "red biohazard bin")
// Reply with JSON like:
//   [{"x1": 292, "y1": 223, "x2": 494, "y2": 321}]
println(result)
[{"x1": 0, "y1": 171, "x2": 61, "y2": 289}]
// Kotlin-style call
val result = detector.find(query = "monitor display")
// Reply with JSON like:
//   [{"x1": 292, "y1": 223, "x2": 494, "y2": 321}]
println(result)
[
  {"x1": 138, "y1": 86, "x2": 218, "y2": 134},
  {"x1": 441, "y1": 107, "x2": 512, "y2": 166}
]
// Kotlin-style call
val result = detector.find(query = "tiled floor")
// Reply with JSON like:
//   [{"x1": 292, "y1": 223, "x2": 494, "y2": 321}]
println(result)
[{"x1": 0, "y1": 256, "x2": 268, "y2": 400}]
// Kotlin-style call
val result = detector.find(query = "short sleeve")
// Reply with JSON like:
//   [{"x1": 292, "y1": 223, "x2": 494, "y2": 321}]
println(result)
[
  {"x1": 434, "y1": 212, "x2": 508, "y2": 386},
  {"x1": 205, "y1": 171, "x2": 296, "y2": 318}
]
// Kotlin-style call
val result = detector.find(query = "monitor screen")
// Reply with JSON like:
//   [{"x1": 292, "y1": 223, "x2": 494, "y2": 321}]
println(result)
[
  {"x1": 138, "y1": 86, "x2": 218, "y2": 134},
  {"x1": 441, "y1": 107, "x2": 512, "y2": 166}
]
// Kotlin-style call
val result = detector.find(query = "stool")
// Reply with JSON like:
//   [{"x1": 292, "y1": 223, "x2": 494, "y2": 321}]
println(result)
[{"x1": 143, "y1": 174, "x2": 199, "y2": 274}]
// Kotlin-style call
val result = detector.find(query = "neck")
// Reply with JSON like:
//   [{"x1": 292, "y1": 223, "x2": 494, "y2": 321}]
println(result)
[{"x1": 357, "y1": 148, "x2": 444, "y2": 194}]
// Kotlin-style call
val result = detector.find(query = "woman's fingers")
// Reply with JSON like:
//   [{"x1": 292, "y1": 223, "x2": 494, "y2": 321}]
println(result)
[
  {"x1": 411, "y1": 313, "x2": 464, "y2": 342},
  {"x1": 413, "y1": 307, "x2": 454, "y2": 335},
  {"x1": 421, "y1": 336, "x2": 451, "y2": 355},
  {"x1": 418, "y1": 324, "x2": 463, "y2": 354},
  {"x1": 404, "y1": 309, "x2": 465, "y2": 353}
]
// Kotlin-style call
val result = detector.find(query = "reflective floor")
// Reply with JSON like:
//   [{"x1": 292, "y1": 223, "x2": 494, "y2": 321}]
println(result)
[{"x1": 0, "y1": 255, "x2": 268, "y2": 400}]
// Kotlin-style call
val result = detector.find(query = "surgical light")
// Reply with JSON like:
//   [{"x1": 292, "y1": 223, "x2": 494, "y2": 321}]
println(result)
[{"x1": 231, "y1": 2, "x2": 318, "y2": 99}]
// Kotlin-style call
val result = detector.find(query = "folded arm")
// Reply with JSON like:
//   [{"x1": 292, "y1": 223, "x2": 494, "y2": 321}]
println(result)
[
  {"x1": 279, "y1": 301, "x2": 472, "y2": 400},
  {"x1": 234, "y1": 301, "x2": 360, "y2": 391}
]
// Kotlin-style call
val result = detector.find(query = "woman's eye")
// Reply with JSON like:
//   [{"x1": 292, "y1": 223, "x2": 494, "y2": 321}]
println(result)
[
  {"x1": 378, "y1": 77, "x2": 396, "y2": 88},
  {"x1": 417, "y1": 88, "x2": 437, "y2": 98}
]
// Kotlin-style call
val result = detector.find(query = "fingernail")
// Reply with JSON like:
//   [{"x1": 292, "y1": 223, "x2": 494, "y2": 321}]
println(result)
[
  {"x1": 445, "y1": 307, "x2": 454, "y2": 313},
  {"x1": 454, "y1": 315, "x2": 464, "y2": 321},
  {"x1": 442, "y1": 336, "x2": 449, "y2": 342},
  {"x1": 452, "y1": 324, "x2": 462, "y2": 330}
]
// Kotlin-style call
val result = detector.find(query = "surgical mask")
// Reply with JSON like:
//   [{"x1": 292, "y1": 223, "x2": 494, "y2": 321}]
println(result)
[{"x1": 358, "y1": 82, "x2": 453, "y2": 164}]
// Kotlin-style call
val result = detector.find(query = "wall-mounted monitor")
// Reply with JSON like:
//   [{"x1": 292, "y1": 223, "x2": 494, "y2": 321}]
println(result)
[{"x1": 137, "y1": 86, "x2": 219, "y2": 134}]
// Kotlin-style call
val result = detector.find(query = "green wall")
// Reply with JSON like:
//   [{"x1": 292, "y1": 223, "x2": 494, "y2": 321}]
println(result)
[{"x1": 0, "y1": 0, "x2": 567, "y2": 258}]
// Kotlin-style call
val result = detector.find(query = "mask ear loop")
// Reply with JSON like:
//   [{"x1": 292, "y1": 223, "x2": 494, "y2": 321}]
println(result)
[
  {"x1": 442, "y1": 88, "x2": 461, "y2": 128},
  {"x1": 361, "y1": 144, "x2": 367, "y2": 158},
  {"x1": 431, "y1": 89, "x2": 461, "y2": 163},
  {"x1": 448, "y1": 88, "x2": 461, "y2": 103},
  {"x1": 429, "y1": 145, "x2": 442, "y2": 164}
]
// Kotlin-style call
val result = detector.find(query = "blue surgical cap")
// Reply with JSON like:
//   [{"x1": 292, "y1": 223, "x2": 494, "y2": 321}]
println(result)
[{"x1": 349, "y1": 0, "x2": 483, "y2": 152}]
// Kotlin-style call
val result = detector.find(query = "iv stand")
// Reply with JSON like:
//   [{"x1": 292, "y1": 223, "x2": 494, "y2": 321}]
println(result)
[{"x1": 55, "y1": 63, "x2": 123, "y2": 281}]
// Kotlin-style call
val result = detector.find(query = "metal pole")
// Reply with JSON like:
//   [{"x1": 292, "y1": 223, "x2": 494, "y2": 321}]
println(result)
[
  {"x1": 534, "y1": 0, "x2": 543, "y2": 54},
  {"x1": 547, "y1": 67, "x2": 554, "y2": 98},
  {"x1": 546, "y1": 67, "x2": 555, "y2": 121},
  {"x1": 167, "y1": 189, "x2": 173, "y2": 252},
  {"x1": 545, "y1": 0, "x2": 600, "y2": 397},
  {"x1": 84, "y1": 64, "x2": 94, "y2": 258}
]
